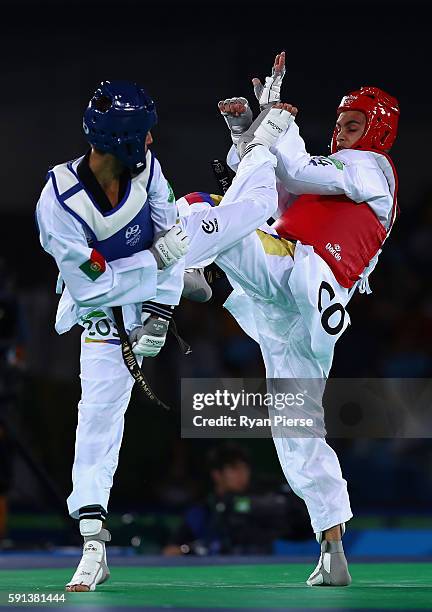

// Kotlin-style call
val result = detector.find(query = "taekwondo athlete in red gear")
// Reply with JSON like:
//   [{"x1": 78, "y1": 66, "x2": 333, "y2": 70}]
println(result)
[
  {"x1": 36, "y1": 80, "x2": 189, "y2": 592},
  {"x1": 180, "y1": 53, "x2": 400, "y2": 586}
]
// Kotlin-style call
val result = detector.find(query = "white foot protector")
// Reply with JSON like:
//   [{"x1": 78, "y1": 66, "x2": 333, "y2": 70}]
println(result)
[
  {"x1": 66, "y1": 528, "x2": 111, "y2": 592},
  {"x1": 238, "y1": 106, "x2": 294, "y2": 158},
  {"x1": 306, "y1": 538, "x2": 352, "y2": 586}
]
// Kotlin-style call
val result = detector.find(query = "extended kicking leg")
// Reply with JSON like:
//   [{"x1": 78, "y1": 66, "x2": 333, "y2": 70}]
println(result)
[{"x1": 181, "y1": 105, "x2": 296, "y2": 272}]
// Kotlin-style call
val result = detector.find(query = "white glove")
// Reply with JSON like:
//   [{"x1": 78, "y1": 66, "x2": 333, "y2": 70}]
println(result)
[
  {"x1": 252, "y1": 51, "x2": 286, "y2": 110},
  {"x1": 129, "y1": 314, "x2": 169, "y2": 357},
  {"x1": 218, "y1": 97, "x2": 253, "y2": 145},
  {"x1": 150, "y1": 225, "x2": 189, "y2": 269}
]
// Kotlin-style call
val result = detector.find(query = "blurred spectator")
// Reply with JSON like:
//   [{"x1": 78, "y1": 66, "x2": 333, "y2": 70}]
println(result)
[{"x1": 163, "y1": 442, "x2": 310, "y2": 556}]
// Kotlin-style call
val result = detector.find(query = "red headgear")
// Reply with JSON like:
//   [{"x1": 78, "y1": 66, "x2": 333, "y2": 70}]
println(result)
[{"x1": 331, "y1": 86, "x2": 400, "y2": 154}]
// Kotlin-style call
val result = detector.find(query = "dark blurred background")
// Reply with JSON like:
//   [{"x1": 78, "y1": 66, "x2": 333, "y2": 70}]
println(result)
[{"x1": 1, "y1": 0, "x2": 431, "y2": 554}]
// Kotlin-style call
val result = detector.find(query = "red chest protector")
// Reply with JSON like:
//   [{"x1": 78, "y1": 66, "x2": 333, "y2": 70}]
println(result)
[{"x1": 274, "y1": 192, "x2": 396, "y2": 289}]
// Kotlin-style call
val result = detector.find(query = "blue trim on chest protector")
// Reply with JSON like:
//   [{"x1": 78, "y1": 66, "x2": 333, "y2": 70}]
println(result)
[{"x1": 50, "y1": 161, "x2": 155, "y2": 262}]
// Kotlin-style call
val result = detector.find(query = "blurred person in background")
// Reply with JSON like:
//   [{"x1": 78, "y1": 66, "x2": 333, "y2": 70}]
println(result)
[{"x1": 163, "y1": 442, "x2": 309, "y2": 556}]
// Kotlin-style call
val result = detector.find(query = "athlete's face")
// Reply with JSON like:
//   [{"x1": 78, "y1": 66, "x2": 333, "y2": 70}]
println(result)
[{"x1": 334, "y1": 111, "x2": 367, "y2": 150}]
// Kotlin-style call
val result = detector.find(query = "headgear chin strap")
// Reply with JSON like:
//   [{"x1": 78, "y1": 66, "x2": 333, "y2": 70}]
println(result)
[
  {"x1": 83, "y1": 80, "x2": 157, "y2": 174},
  {"x1": 331, "y1": 86, "x2": 399, "y2": 154}
]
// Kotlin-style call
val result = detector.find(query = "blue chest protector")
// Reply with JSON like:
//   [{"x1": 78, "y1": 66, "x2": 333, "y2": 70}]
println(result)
[{"x1": 49, "y1": 151, "x2": 155, "y2": 262}]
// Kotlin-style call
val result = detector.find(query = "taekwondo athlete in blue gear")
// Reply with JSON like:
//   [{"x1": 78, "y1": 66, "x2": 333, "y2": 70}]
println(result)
[
  {"x1": 83, "y1": 80, "x2": 157, "y2": 175},
  {"x1": 36, "y1": 80, "x2": 188, "y2": 592}
]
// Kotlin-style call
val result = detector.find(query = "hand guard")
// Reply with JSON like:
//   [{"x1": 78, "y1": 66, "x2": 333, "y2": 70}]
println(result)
[
  {"x1": 253, "y1": 66, "x2": 286, "y2": 110},
  {"x1": 150, "y1": 225, "x2": 189, "y2": 269},
  {"x1": 218, "y1": 97, "x2": 253, "y2": 145},
  {"x1": 129, "y1": 314, "x2": 169, "y2": 357}
]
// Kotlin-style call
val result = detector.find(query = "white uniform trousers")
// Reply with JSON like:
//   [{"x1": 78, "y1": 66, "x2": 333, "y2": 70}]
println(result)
[
  {"x1": 211, "y1": 231, "x2": 354, "y2": 534},
  {"x1": 67, "y1": 318, "x2": 135, "y2": 519},
  {"x1": 181, "y1": 144, "x2": 353, "y2": 533}
]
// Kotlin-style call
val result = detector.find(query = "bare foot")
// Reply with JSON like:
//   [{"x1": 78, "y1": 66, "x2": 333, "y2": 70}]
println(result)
[
  {"x1": 65, "y1": 584, "x2": 90, "y2": 592},
  {"x1": 252, "y1": 50, "x2": 286, "y2": 96},
  {"x1": 218, "y1": 98, "x2": 248, "y2": 116},
  {"x1": 273, "y1": 102, "x2": 298, "y2": 117}
]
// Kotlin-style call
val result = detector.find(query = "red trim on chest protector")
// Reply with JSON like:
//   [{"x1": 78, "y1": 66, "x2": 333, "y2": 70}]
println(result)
[{"x1": 274, "y1": 194, "x2": 387, "y2": 289}]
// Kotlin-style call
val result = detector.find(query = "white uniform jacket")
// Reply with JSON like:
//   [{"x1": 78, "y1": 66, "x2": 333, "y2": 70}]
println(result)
[{"x1": 36, "y1": 151, "x2": 182, "y2": 334}]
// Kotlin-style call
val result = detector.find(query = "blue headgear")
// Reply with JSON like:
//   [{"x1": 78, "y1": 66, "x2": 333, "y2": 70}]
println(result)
[{"x1": 83, "y1": 80, "x2": 157, "y2": 174}]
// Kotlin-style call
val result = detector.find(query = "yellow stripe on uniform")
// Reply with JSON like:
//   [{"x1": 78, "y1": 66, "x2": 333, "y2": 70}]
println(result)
[
  {"x1": 210, "y1": 194, "x2": 223, "y2": 206},
  {"x1": 256, "y1": 230, "x2": 296, "y2": 258}
]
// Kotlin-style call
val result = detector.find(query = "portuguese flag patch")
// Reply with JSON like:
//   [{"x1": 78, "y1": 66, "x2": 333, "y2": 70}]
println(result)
[{"x1": 79, "y1": 249, "x2": 106, "y2": 281}]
